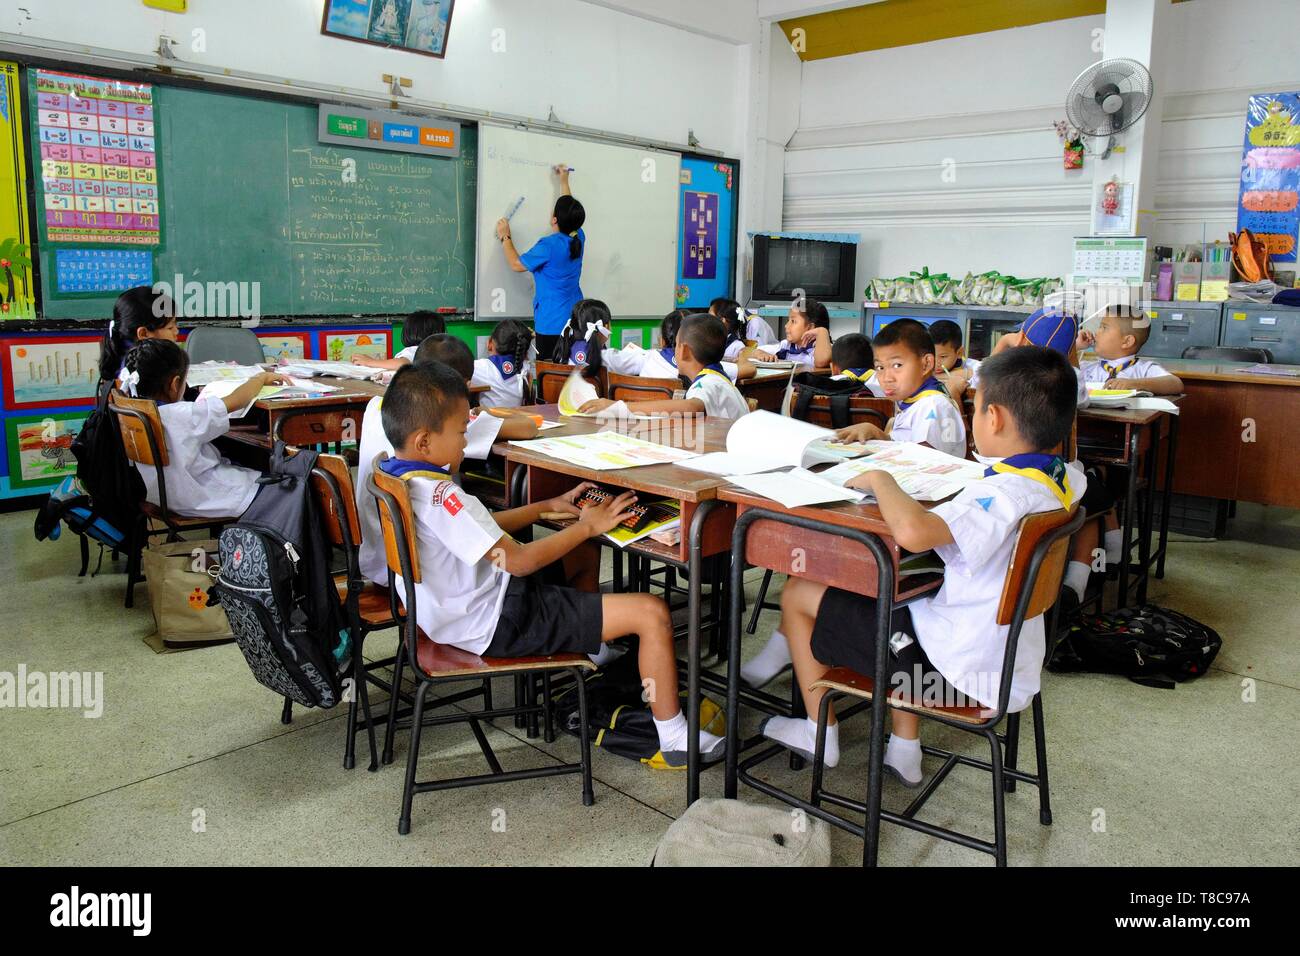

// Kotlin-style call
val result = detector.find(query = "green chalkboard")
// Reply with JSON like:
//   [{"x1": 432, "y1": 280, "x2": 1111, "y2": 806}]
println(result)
[{"x1": 34, "y1": 82, "x2": 475, "y2": 319}]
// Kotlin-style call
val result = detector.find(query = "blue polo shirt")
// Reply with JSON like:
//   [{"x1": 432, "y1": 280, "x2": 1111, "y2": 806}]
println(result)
[{"x1": 519, "y1": 228, "x2": 585, "y2": 336}]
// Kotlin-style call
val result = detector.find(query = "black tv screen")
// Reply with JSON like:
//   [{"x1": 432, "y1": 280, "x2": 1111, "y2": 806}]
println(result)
[{"x1": 752, "y1": 236, "x2": 856, "y2": 302}]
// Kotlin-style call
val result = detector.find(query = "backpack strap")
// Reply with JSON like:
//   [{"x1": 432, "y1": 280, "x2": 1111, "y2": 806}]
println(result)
[
  {"x1": 792, "y1": 385, "x2": 815, "y2": 423},
  {"x1": 829, "y1": 392, "x2": 852, "y2": 429}
]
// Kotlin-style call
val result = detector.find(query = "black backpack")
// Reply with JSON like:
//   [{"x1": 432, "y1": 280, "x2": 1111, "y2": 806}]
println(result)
[
  {"x1": 69, "y1": 380, "x2": 146, "y2": 539},
  {"x1": 1049, "y1": 604, "x2": 1222, "y2": 688},
  {"x1": 791, "y1": 373, "x2": 873, "y2": 429},
  {"x1": 210, "y1": 442, "x2": 347, "y2": 708}
]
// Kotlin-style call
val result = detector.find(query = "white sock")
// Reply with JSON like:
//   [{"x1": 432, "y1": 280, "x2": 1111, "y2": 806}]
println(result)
[
  {"x1": 1104, "y1": 528, "x2": 1123, "y2": 565},
  {"x1": 588, "y1": 642, "x2": 627, "y2": 667},
  {"x1": 741, "y1": 629, "x2": 792, "y2": 687},
  {"x1": 759, "y1": 715, "x2": 840, "y2": 768},
  {"x1": 884, "y1": 734, "x2": 922, "y2": 784},
  {"x1": 1063, "y1": 561, "x2": 1090, "y2": 601},
  {"x1": 654, "y1": 710, "x2": 725, "y2": 755}
]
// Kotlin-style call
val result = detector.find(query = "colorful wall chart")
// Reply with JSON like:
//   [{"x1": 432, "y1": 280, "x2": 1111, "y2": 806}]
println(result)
[
  {"x1": 675, "y1": 157, "x2": 737, "y2": 309},
  {"x1": 5, "y1": 412, "x2": 86, "y2": 490},
  {"x1": 0, "y1": 61, "x2": 36, "y2": 319},
  {"x1": 54, "y1": 248, "x2": 153, "y2": 294},
  {"x1": 1237, "y1": 92, "x2": 1300, "y2": 263},
  {"x1": 34, "y1": 70, "x2": 161, "y2": 246},
  {"x1": 257, "y1": 333, "x2": 310, "y2": 363}
]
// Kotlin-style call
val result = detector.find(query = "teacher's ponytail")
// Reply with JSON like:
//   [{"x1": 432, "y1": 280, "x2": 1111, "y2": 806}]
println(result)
[{"x1": 553, "y1": 195, "x2": 586, "y2": 260}]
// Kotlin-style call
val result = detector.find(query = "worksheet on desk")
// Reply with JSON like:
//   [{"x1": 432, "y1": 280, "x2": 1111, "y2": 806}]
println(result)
[
  {"x1": 817, "y1": 441, "x2": 984, "y2": 502},
  {"x1": 508, "y1": 431, "x2": 699, "y2": 470}
]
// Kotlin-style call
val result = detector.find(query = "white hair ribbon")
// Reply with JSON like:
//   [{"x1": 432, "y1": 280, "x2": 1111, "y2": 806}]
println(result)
[
  {"x1": 585, "y1": 321, "x2": 610, "y2": 339},
  {"x1": 120, "y1": 368, "x2": 140, "y2": 397}
]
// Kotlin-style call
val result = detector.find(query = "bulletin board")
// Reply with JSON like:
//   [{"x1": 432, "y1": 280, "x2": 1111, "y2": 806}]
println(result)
[
  {"x1": 0, "y1": 61, "x2": 36, "y2": 320},
  {"x1": 675, "y1": 154, "x2": 739, "y2": 309}
]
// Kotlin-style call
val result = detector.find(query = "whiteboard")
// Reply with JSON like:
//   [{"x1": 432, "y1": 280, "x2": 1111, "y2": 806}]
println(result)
[{"x1": 475, "y1": 125, "x2": 681, "y2": 320}]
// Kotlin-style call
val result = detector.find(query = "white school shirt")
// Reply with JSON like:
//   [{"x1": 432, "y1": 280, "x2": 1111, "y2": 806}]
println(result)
[
  {"x1": 639, "y1": 347, "x2": 739, "y2": 383},
  {"x1": 395, "y1": 345, "x2": 418, "y2": 362},
  {"x1": 392, "y1": 470, "x2": 510, "y2": 655},
  {"x1": 910, "y1": 460, "x2": 1087, "y2": 713},
  {"x1": 686, "y1": 368, "x2": 750, "y2": 419},
  {"x1": 1080, "y1": 354, "x2": 1169, "y2": 387},
  {"x1": 600, "y1": 347, "x2": 647, "y2": 377},
  {"x1": 355, "y1": 396, "x2": 503, "y2": 586},
  {"x1": 137, "y1": 397, "x2": 259, "y2": 519},
  {"x1": 745, "y1": 315, "x2": 779, "y2": 347},
  {"x1": 890, "y1": 392, "x2": 967, "y2": 459},
  {"x1": 775, "y1": 341, "x2": 817, "y2": 367},
  {"x1": 723, "y1": 339, "x2": 747, "y2": 362},
  {"x1": 471, "y1": 356, "x2": 528, "y2": 409}
]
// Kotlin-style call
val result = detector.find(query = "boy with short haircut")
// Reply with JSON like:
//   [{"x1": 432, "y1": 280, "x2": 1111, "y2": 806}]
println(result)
[
  {"x1": 929, "y1": 319, "x2": 979, "y2": 392},
  {"x1": 1077, "y1": 309, "x2": 1183, "y2": 394},
  {"x1": 376, "y1": 363, "x2": 726, "y2": 765},
  {"x1": 356, "y1": 334, "x2": 538, "y2": 587},
  {"x1": 760, "y1": 347, "x2": 1086, "y2": 784},
  {"x1": 829, "y1": 332, "x2": 884, "y2": 396},
  {"x1": 833, "y1": 318, "x2": 966, "y2": 459},
  {"x1": 578, "y1": 313, "x2": 750, "y2": 419}
]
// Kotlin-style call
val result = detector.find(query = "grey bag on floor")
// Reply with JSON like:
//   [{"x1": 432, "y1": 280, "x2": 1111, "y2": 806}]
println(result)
[{"x1": 652, "y1": 798, "x2": 831, "y2": 867}]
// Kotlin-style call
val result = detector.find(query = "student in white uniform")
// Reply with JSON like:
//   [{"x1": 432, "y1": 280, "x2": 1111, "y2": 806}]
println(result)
[
  {"x1": 375, "y1": 363, "x2": 726, "y2": 765},
  {"x1": 472, "y1": 319, "x2": 532, "y2": 409},
  {"x1": 752, "y1": 297, "x2": 833, "y2": 368},
  {"x1": 756, "y1": 346, "x2": 1085, "y2": 784},
  {"x1": 353, "y1": 310, "x2": 446, "y2": 372},
  {"x1": 606, "y1": 309, "x2": 754, "y2": 385},
  {"x1": 577, "y1": 314, "x2": 751, "y2": 420},
  {"x1": 929, "y1": 319, "x2": 981, "y2": 399},
  {"x1": 711, "y1": 296, "x2": 778, "y2": 348},
  {"x1": 828, "y1": 333, "x2": 885, "y2": 396},
  {"x1": 98, "y1": 285, "x2": 179, "y2": 386},
  {"x1": 121, "y1": 339, "x2": 291, "y2": 520},
  {"x1": 356, "y1": 334, "x2": 538, "y2": 587},
  {"x1": 552, "y1": 298, "x2": 612, "y2": 374},
  {"x1": 1077, "y1": 310, "x2": 1184, "y2": 394},
  {"x1": 832, "y1": 319, "x2": 966, "y2": 459}
]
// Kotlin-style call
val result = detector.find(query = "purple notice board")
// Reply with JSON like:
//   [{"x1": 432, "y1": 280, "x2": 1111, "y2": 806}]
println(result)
[{"x1": 682, "y1": 191, "x2": 719, "y2": 280}]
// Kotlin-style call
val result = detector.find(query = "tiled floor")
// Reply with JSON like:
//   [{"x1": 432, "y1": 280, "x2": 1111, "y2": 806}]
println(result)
[{"x1": 2, "y1": 505, "x2": 1297, "y2": 866}]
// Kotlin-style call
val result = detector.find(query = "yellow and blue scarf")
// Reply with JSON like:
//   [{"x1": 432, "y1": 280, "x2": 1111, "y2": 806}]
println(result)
[
  {"x1": 690, "y1": 363, "x2": 730, "y2": 388},
  {"x1": 842, "y1": 367, "x2": 874, "y2": 383},
  {"x1": 984, "y1": 453, "x2": 1072, "y2": 510},
  {"x1": 896, "y1": 376, "x2": 948, "y2": 410},
  {"x1": 1101, "y1": 356, "x2": 1138, "y2": 379},
  {"x1": 379, "y1": 458, "x2": 454, "y2": 482}
]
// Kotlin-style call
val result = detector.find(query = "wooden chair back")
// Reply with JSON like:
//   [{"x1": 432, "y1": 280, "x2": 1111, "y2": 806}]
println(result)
[
  {"x1": 308, "y1": 453, "x2": 361, "y2": 549},
  {"x1": 534, "y1": 361, "x2": 602, "y2": 404},
  {"x1": 607, "y1": 371, "x2": 679, "y2": 403},
  {"x1": 995, "y1": 507, "x2": 1081, "y2": 626},
  {"x1": 109, "y1": 391, "x2": 168, "y2": 467},
  {"x1": 795, "y1": 392, "x2": 893, "y2": 430},
  {"x1": 274, "y1": 408, "x2": 364, "y2": 447},
  {"x1": 368, "y1": 454, "x2": 422, "y2": 585}
]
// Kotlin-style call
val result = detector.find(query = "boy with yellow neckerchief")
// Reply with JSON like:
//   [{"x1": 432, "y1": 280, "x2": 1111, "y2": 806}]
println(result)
[
  {"x1": 833, "y1": 318, "x2": 966, "y2": 458},
  {"x1": 759, "y1": 346, "x2": 1086, "y2": 784}
]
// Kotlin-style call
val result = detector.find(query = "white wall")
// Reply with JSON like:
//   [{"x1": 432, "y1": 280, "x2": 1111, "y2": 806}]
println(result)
[
  {"x1": 784, "y1": 0, "x2": 1300, "y2": 289},
  {"x1": 2, "y1": 0, "x2": 749, "y2": 157}
]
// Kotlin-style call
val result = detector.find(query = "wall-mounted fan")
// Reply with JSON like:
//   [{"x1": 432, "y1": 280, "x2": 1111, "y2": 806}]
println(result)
[{"x1": 1065, "y1": 58, "x2": 1154, "y2": 160}]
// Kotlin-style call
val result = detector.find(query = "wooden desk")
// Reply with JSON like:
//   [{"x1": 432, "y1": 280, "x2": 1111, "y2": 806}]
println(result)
[
  {"x1": 716, "y1": 486, "x2": 942, "y2": 867},
  {"x1": 1155, "y1": 358, "x2": 1300, "y2": 508},
  {"x1": 737, "y1": 370, "x2": 793, "y2": 412},
  {"x1": 495, "y1": 404, "x2": 738, "y2": 802}
]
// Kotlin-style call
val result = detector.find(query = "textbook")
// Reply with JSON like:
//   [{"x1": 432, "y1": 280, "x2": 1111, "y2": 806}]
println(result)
[
  {"x1": 1085, "y1": 387, "x2": 1180, "y2": 414},
  {"x1": 186, "y1": 362, "x2": 267, "y2": 387},
  {"x1": 197, "y1": 378, "x2": 338, "y2": 418},
  {"x1": 818, "y1": 441, "x2": 984, "y2": 502},
  {"x1": 276, "y1": 359, "x2": 380, "y2": 381},
  {"x1": 507, "y1": 430, "x2": 698, "y2": 471}
]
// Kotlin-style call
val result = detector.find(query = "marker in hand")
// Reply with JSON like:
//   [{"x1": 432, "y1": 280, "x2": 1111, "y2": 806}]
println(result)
[{"x1": 505, "y1": 196, "x2": 525, "y2": 221}]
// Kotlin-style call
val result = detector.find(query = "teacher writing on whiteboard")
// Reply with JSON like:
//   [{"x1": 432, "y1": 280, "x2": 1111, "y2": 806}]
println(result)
[{"x1": 496, "y1": 164, "x2": 586, "y2": 361}]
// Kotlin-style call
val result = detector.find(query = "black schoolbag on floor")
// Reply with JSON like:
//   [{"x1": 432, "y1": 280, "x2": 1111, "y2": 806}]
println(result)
[
  {"x1": 69, "y1": 380, "x2": 145, "y2": 538},
  {"x1": 791, "y1": 373, "x2": 872, "y2": 429},
  {"x1": 210, "y1": 443, "x2": 347, "y2": 708},
  {"x1": 1049, "y1": 604, "x2": 1222, "y2": 688}
]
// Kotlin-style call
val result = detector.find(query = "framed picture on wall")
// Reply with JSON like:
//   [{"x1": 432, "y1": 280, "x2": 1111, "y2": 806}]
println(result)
[
  {"x1": 1, "y1": 336, "x2": 101, "y2": 410},
  {"x1": 321, "y1": 0, "x2": 456, "y2": 59},
  {"x1": 4, "y1": 412, "x2": 86, "y2": 491},
  {"x1": 320, "y1": 330, "x2": 389, "y2": 363}
]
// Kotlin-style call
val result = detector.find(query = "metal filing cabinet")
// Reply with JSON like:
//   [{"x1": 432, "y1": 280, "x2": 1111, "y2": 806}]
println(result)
[
  {"x1": 1141, "y1": 302, "x2": 1223, "y2": 359},
  {"x1": 1220, "y1": 302, "x2": 1300, "y2": 363}
]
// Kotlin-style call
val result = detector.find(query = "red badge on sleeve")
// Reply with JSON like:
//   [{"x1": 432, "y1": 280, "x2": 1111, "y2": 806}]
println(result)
[{"x1": 443, "y1": 493, "x2": 464, "y2": 516}]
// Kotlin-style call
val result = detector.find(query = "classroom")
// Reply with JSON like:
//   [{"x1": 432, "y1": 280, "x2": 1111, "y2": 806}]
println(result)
[{"x1": 0, "y1": 0, "x2": 1296, "y2": 885}]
